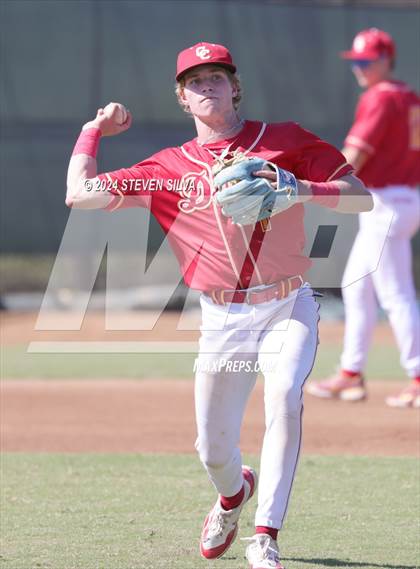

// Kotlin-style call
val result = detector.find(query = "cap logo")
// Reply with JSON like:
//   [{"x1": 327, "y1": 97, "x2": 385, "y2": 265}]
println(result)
[
  {"x1": 196, "y1": 46, "x2": 211, "y2": 60},
  {"x1": 354, "y1": 36, "x2": 367, "y2": 53}
]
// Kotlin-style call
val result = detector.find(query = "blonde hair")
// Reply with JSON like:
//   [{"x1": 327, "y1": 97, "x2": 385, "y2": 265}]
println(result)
[{"x1": 175, "y1": 69, "x2": 242, "y2": 114}]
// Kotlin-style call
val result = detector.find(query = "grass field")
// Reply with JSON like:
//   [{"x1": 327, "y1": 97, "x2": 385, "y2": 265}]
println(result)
[
  {"x1": 2, "y1": 454, "x2": 419, "y2": 569},
  {"x1": 0, "y1": 343, "x2": 406, "y2": 380},
  {"x1": 2, "y1": 317, "x2": 418, "y2": 569}
]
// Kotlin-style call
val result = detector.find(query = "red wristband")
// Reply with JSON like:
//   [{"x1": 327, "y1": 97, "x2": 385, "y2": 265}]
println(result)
[
  {"x1": 310, "y1": 181, "x2": 340, "y2": 209},
  {"x1": 72, "y1": 128, "x2": 101, "y2": 158}
]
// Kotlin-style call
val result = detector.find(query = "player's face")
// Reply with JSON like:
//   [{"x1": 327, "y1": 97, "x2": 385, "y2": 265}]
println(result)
[
  {"x1": 181, "y1": 66, "x2": 237, "y2": 119},
  {"x1": 351, "y1": 58, "x2": 390, "y2": 88}
]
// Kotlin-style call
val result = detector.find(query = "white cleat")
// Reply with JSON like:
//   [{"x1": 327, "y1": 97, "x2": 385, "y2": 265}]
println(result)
[
  {"x1": 200, "y1": 465, "x2": 257, "y2": 559},
  {"x1": 243, "y1": 534, "x2": 285, "y2": 569},
  {"x1": 385, "y1": 382, "x2": 420, "y2": 408}
]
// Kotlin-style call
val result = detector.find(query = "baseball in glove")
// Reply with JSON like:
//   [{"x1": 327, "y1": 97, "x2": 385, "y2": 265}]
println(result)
[{"x1": 212, "y1": 155, "x2": 298, "y2": 226}]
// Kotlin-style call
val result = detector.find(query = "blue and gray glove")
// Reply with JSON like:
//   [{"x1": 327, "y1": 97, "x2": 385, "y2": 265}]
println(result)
[{"x1": 213, "y1": 156, "x2": 298, "y2": 226}]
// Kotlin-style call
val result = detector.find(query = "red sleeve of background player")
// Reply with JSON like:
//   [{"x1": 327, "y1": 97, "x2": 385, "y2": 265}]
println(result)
[
  {"x1": 97, "y1": 151, "x2": 170, "y2": 212},
  {"x1": 344, "y1": 90, "x2": 396, "y2": 155},
  {"x1": 284, "y1": 123, "x2": 353, "y2": 182}
]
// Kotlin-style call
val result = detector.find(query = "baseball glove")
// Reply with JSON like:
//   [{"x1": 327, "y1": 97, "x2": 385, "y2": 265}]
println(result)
[{"x1": 213, "y1": 155, "x2": 298, "y2": 226}]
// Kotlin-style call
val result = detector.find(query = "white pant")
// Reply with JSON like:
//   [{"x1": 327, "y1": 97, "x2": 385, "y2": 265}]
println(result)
[
  {"x1": 341, "y1": 186, "x2": 420, "y2": 377},
  {"x1": 194, "y1": 285, "x2": 319, "y2": 529}
]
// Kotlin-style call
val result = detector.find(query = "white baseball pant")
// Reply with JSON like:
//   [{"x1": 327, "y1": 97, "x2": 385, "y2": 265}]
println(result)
[
  {"x1": 341, "y1": 186, "x2": 420, "y2": 378},
  {"x1": 194, "y1": 284, "x2": 319, "y2": 529}
]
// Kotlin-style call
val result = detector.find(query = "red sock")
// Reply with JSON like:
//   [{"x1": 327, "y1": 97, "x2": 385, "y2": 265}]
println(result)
[
  {"x1": 342, "y1": 369, "x2": 361, "y2": 379},
  {"x1": 255, "y1": 526, "x2": 278, "y2": 540},
  {"x1": 220, "y1": 486, "x2": 244, "y2": 511},
  {"x1": 413, "y1": 376, "x2": 420, "y2": 385}
]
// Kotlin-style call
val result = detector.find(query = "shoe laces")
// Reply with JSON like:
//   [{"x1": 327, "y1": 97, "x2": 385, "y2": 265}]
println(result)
[
  {"x1": 242, "y1": 534, "x2": 280, "y2": 564},
  {"x1": 207, "y1": 504, "x2": 233, "y2": 537}
]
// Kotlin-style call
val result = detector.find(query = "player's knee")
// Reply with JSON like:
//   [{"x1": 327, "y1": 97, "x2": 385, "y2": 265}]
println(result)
[
  {"x1": 196, "y1": 438, "x2": 234, "y2": 469},
  {"x1": 341, "y1": 281, "x2": 365, "y2": 303},
  {"x1": 265, "y1": 380, "x2": 303, "y2": 416},
  {"x1": 380, "y1": 291, "x2": 415, "y2": 312},
  {"x1": 378, "y1": 296, "x2": 392, "y2": 312},
  {"x1": 282, "y1": 389, "x2": 302, "y2": 415}
]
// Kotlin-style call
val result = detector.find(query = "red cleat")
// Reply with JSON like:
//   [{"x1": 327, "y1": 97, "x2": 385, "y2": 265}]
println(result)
[
  {"x1": 306, "y1": 371, "x2": 366, "y2": 402},
  {"x1": 200, "y1": 465, "x2": 257, "y2": 559}
]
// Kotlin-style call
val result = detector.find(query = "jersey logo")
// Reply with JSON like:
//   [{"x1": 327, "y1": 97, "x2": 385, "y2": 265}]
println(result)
[
  {"x1": 196, "y1": 46, "x2": 211, "y2": 60},
  {"x1": 177, "y1": 170, "x2": 213, "y2": 213}
]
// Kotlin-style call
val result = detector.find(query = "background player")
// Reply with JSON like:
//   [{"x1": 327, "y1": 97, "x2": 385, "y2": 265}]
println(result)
[
  {"x1": 307, "y1": 29, "x2": 420, "y2": 408},
  {"x1": 66, "y1": 42, "x2": 372, "y2": 568}
]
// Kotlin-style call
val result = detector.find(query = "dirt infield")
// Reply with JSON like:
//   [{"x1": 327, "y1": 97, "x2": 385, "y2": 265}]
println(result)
[
  {"x1": 1, "y1": 311, "x2": 419, "y2": 457},
  {"x1": 2, "y1": 379, "x2": 418, "y2": 456}
]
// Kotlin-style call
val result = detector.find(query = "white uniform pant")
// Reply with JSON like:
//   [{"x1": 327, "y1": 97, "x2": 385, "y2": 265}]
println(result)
[
  {"x1": 341, "y1": 186, "x2": 420, "y2": 377},
  {"x1": 194, "y1": 285, "x2": 319, "y2": 529}
]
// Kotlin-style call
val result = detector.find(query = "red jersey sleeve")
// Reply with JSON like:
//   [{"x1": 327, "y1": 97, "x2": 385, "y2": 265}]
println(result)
[
  {"x1": 284, "y1": 123, "x2": 353, "y2": 182},
  {"x1": 345, "y1": 90, "x2": 397, "y2": 155},
  {"x1": 97, "y1": 152, "x2": 169, "y2": 211}
]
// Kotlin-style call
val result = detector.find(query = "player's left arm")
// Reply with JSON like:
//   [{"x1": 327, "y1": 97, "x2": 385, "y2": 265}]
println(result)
[
  {"x1": 273, "y1": 122, "x2": 374, "y2": 213},
  {"x1": 297, "y1": 172, "x2": 372, "y2": 213},
  {"x1": 254, "y1": 170, "x2": 373, "y2": 213}
]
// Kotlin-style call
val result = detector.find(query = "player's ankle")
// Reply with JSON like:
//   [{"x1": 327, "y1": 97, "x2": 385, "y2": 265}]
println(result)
[
  {"x1": 255, "y1": 526, "x2": 278, "y2": 540},
  {"x1": 341, "y1": 369, "x2": 362, "y2": 379},
  {"x1": 220, "y1": 486, "x2": 245, "y2": 510}
]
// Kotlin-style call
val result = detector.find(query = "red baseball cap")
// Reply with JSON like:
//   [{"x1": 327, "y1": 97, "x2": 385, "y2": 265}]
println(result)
[
  {"x1": 341, "y1": 28, "x2": 395, "y2": 60},
  {"x1": 176, "y1": 42, "x2": 236, "y2": 81}
]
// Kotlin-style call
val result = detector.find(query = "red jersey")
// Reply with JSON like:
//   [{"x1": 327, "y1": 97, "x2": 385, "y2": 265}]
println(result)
[
  {"x1": 98, "y1": 120, "x2": 351, "y2": 292},
  {"x1": 345, "y1": 80, "x2": 420, "y2": 188}
]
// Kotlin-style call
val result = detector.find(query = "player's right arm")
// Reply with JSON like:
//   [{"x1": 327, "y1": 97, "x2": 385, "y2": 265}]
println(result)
[
  {"x1": 66, "y1": 103, "x2": 132, "y2": 209},
  {"x1": 342, "y1": 89, "x2": 397, "y2": 175}
]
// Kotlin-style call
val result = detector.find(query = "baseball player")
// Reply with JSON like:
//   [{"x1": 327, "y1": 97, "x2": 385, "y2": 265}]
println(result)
[
  {"x1": 307, "y1": 29, "x2": 420, "y2": 408},
  {"x1": 66, "y1": 42, "x2": 372, "y2": 568}
]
